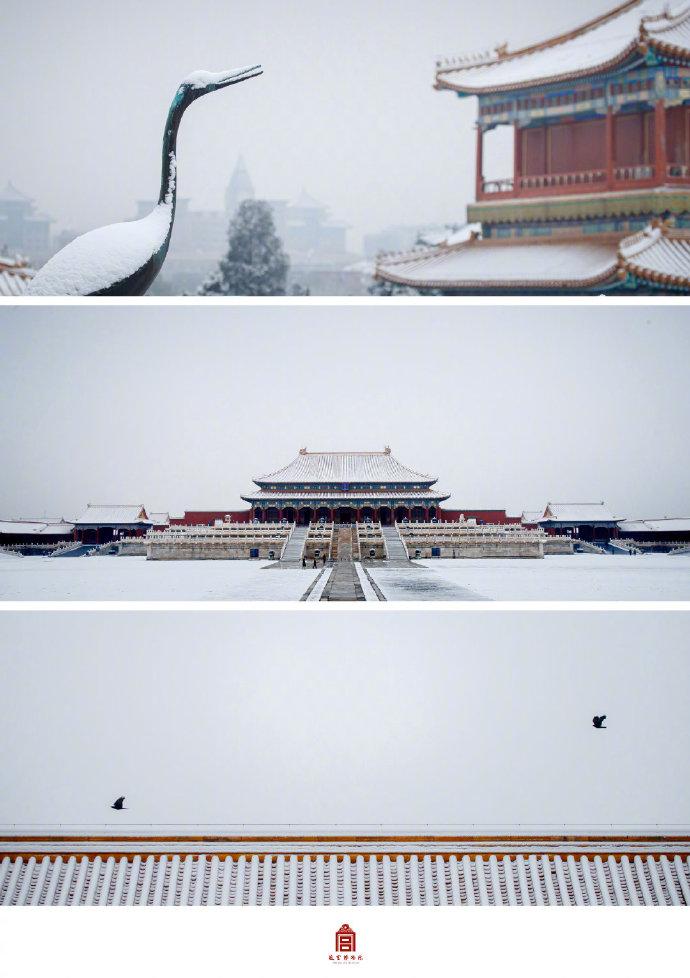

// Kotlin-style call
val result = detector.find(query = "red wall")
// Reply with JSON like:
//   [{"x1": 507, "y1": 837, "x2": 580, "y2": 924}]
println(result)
[
  {"x1": 170, "y1": 510, "x2": 252, "y2": 526},
  {"x1": 439, "y1": 508, "x2": 521, "y2": 525}
]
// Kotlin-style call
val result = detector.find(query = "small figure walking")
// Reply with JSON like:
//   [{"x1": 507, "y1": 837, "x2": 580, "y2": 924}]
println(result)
[
  {"x1": 322, "y1": 553, "x2": 327, "y2": 566},
  {"x1": 302, "y1": 556, "x2": 306, "y2": 568},
  {"x1": 312, "y1": 556, "x2": 317, "y2": 569}
]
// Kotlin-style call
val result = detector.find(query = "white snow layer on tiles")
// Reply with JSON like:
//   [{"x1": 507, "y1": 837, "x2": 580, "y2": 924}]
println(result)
[
  {"x1": 74, "y1": 504, "x2": 147, "y2": 524},
  {"x1": 256, "y1": 450, "x2": 432, "y2": 484},
  {"x1": 619, "y1": 518, "x2": 690, "y2": 533},
  {"x1": 0, "y1": 555, "x2": 319, "y2": 601},
  {"x1": 381, "y1": 239, "x2": 618, "y2": 286},
  {"x1": 3, "y1": 851, "x2": 689, "y2": 905},
  {"x1": 622, "y1": 227, "x2": 690, "y2": 280},
  {"x1": 439, "y1": 0, "x2": 670, "y2": 92},
  {"x1": 542, "y1": 502, "x2": 617, "y2": 522},
  {"x1": 416, "y1": 554, "x2": 690, "y2": 601},
  {"x1": 1, "y1": 611, "x2": 688, "y2": 827},
  {"x1": 0, "y1": 270, "x2": 30, "y2": 296},
  {"x1": 0, "y1": 520, "x2": 72, "y2": 536}
]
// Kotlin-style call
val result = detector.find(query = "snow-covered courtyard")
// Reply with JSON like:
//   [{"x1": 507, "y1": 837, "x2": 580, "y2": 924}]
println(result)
[
  {"x1": 0, "y1": 552, "x2": 319, "y2": 601},
  {"x1": 411, "y1": 554, "x2": 690, "y2": 601},
  {"x1": 1, "y1": 551, "x2": 687, "y2": 601}
]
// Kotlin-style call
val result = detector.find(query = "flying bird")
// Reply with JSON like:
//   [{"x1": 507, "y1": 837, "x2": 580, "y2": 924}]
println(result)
[
  {"x1": 111, "y1": 796, "x2": 126, "y2": 811},
  {"x1": 592, "y1": 715, "x2": 607, "y2": 729},
  {"x1": 29, "y1": 65, "x2": 263, "y2": 296}
]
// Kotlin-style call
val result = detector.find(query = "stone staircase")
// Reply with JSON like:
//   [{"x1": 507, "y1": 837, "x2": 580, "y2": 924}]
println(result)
[
  {"x1": 280, "y1": 524, "x2": 308, "y2": 565},
  {"x1": 50, "y1": 542, "x2": 99, "y2": 558},
  {"x1": 381, "y1": 524, "x2": 409, "y2": 563},
  {"x1": 574, "y1": 540, "x2": 608, "y2": 555}
]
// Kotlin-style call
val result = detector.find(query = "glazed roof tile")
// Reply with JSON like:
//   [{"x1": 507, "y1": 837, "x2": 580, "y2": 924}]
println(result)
[
  {"x1": 376, "y1": 236, "x2": 618, "y2": 291},
  {"x1": 1, "y1": 837, "x2": 687, "y2": 905},
  {"x1": 254, "y1": 450, "x2": 435, "y2": 485}
]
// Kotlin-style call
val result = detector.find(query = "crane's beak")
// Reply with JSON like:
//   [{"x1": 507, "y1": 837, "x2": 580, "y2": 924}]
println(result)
[{"x1": 183, "y1": 65, "x2": 263, "y2": 94}]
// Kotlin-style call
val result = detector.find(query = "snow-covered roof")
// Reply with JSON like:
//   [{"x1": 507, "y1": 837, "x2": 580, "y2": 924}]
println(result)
[
  {"x1": 1, "y1": 837, "x2": 686, "y2": 905},
  {"x1": 74, "y1": 505, "x2": 150, "y2": 526},
  {"x1": 618, "y1": 224, "x2": 690, "y2": 289},
  {"x1": 435, "y1": 1, "x2": 690, "y2": 96},
  {"x1": 148, "y1": 512, "x2": 170, "y2": 526},
  {"x1": 0, "y1": 518, "x2": 73, "y2": 537},
  {"x1": 291, "y1": 189, "x2": 327, "y2": 211},
  {"x1": 521, "y1": 511, "x2": 544, "y2": 524},
  {"x1": 376, "y1": 236, "x2": 619, "y2": 291},
  {"x1": 254, "y1": 449, "x2": 436, "y2": 485},
  {"x1": 618, "y1": 517, "x2": 690, "y2": 532},
  {"x1": 0, "y1": 181, "x2": 32, "y2": 204},
  {"x1": 0, "y1": 256, "x2": 33, "y2": 296},
  {"x1": 417, "y1": 223, "x2": 483, "y2": 248},
  {"x1": 377, "y1": 224, "x2": 690, "y2": 293},
  {"x1": 540, "y1": 503, "x2": 618, "y2": 524}
]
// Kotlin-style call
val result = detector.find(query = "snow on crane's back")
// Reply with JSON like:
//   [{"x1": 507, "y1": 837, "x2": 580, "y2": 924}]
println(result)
[{"x1": 28, "y1": 203, "x2": 173, "y2": 296}]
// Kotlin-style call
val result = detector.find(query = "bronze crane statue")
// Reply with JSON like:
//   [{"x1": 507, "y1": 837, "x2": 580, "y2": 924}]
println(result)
[{"x1": 29, "y1": 65, "x2": 262, "y2": 296}]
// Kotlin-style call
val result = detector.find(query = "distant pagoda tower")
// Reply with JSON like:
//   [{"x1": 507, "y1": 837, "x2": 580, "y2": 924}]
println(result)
[
  {"x1": 376, "y1": 0, "x2": 690, "y2": 294},
  {"x1": 225, "y1": 155, "x2": 255, "y2": 216}
]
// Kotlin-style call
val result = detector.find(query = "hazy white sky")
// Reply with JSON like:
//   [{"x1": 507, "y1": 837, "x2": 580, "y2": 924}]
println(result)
[
  {"x1": 1, "y1": 303, "x2": 688, "y2": 519},
  {"x1": 2, "y1": 610, "x2": 688, "y2": 829},
  {"x1": 1, "y1": 0, "x2": 611, "y2": 247}
]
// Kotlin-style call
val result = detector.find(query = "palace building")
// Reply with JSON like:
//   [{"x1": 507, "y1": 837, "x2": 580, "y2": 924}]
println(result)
[
  {"x1": 376, "y1": 0, "x2": 690, "y2": 294},
  {"x1": 240, "y1": 448, "x2": 451, "y2": 526}
]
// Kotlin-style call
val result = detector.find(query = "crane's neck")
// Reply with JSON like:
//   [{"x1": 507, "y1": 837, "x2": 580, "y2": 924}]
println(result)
[{"x1": 158, "y1": 86, "x2": 194, "y2": 209}]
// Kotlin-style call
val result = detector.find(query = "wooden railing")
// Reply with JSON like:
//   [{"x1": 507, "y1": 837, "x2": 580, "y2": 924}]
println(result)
[
  {"x1": 518, "y1": 169, "x2": 606, "y2": 191},
  {"x1": 613, "y1": 164, "x2": 653, "y2": 181},
  {"x1": 481, "y1": 177, "x2": 514, "y2": 194}
]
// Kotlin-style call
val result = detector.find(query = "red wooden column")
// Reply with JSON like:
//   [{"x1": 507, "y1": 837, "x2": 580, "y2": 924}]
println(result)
[
  {"x1": 475, "y1": 125, "x2": 484, "y2": 199},
  {"x1": 654, "y1": 100, "x2": 667, "y2": 183},
  {"x1": 513, "y1": 124, "x2": 521, "y2": 192},
  {"x1": 605, "y1": 106, "x2": 615, "y2": 188}
]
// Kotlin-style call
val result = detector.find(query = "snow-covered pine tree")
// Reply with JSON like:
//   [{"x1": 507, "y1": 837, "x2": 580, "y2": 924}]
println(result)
[{"x1": 199, "y1": 199, "x2": 289, "y2": 295}]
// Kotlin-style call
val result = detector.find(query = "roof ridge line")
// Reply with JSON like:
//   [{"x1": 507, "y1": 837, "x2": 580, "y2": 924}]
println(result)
[{"x1": 437, "y1": 0, "x2": 642, "y2": 75}]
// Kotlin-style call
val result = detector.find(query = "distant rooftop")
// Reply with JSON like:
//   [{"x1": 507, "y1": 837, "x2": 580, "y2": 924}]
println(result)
[
  {"x1": 0, "y1": 180, "x2": 32, "y2": 204},
  {"x1": 540, "y1": 502, "x2": 619, "y2": 523},
  {"x1": 74, "y1": 504, "x2": 150, "y2": 526}
]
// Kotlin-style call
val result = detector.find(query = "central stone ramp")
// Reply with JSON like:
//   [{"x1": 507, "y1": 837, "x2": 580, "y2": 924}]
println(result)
[
  {"x1": 319, "y1": 526, "x2": 366, "y2": 601},
  {"x1": 280, "y1": 525, "x2": 308, "y2": 566},
  {"x1": 381, "y1": 525, "x2": 409, "y2": 563},
  {"x1": 320, "y1": 560, "x2": 365, "y2": 601}
]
